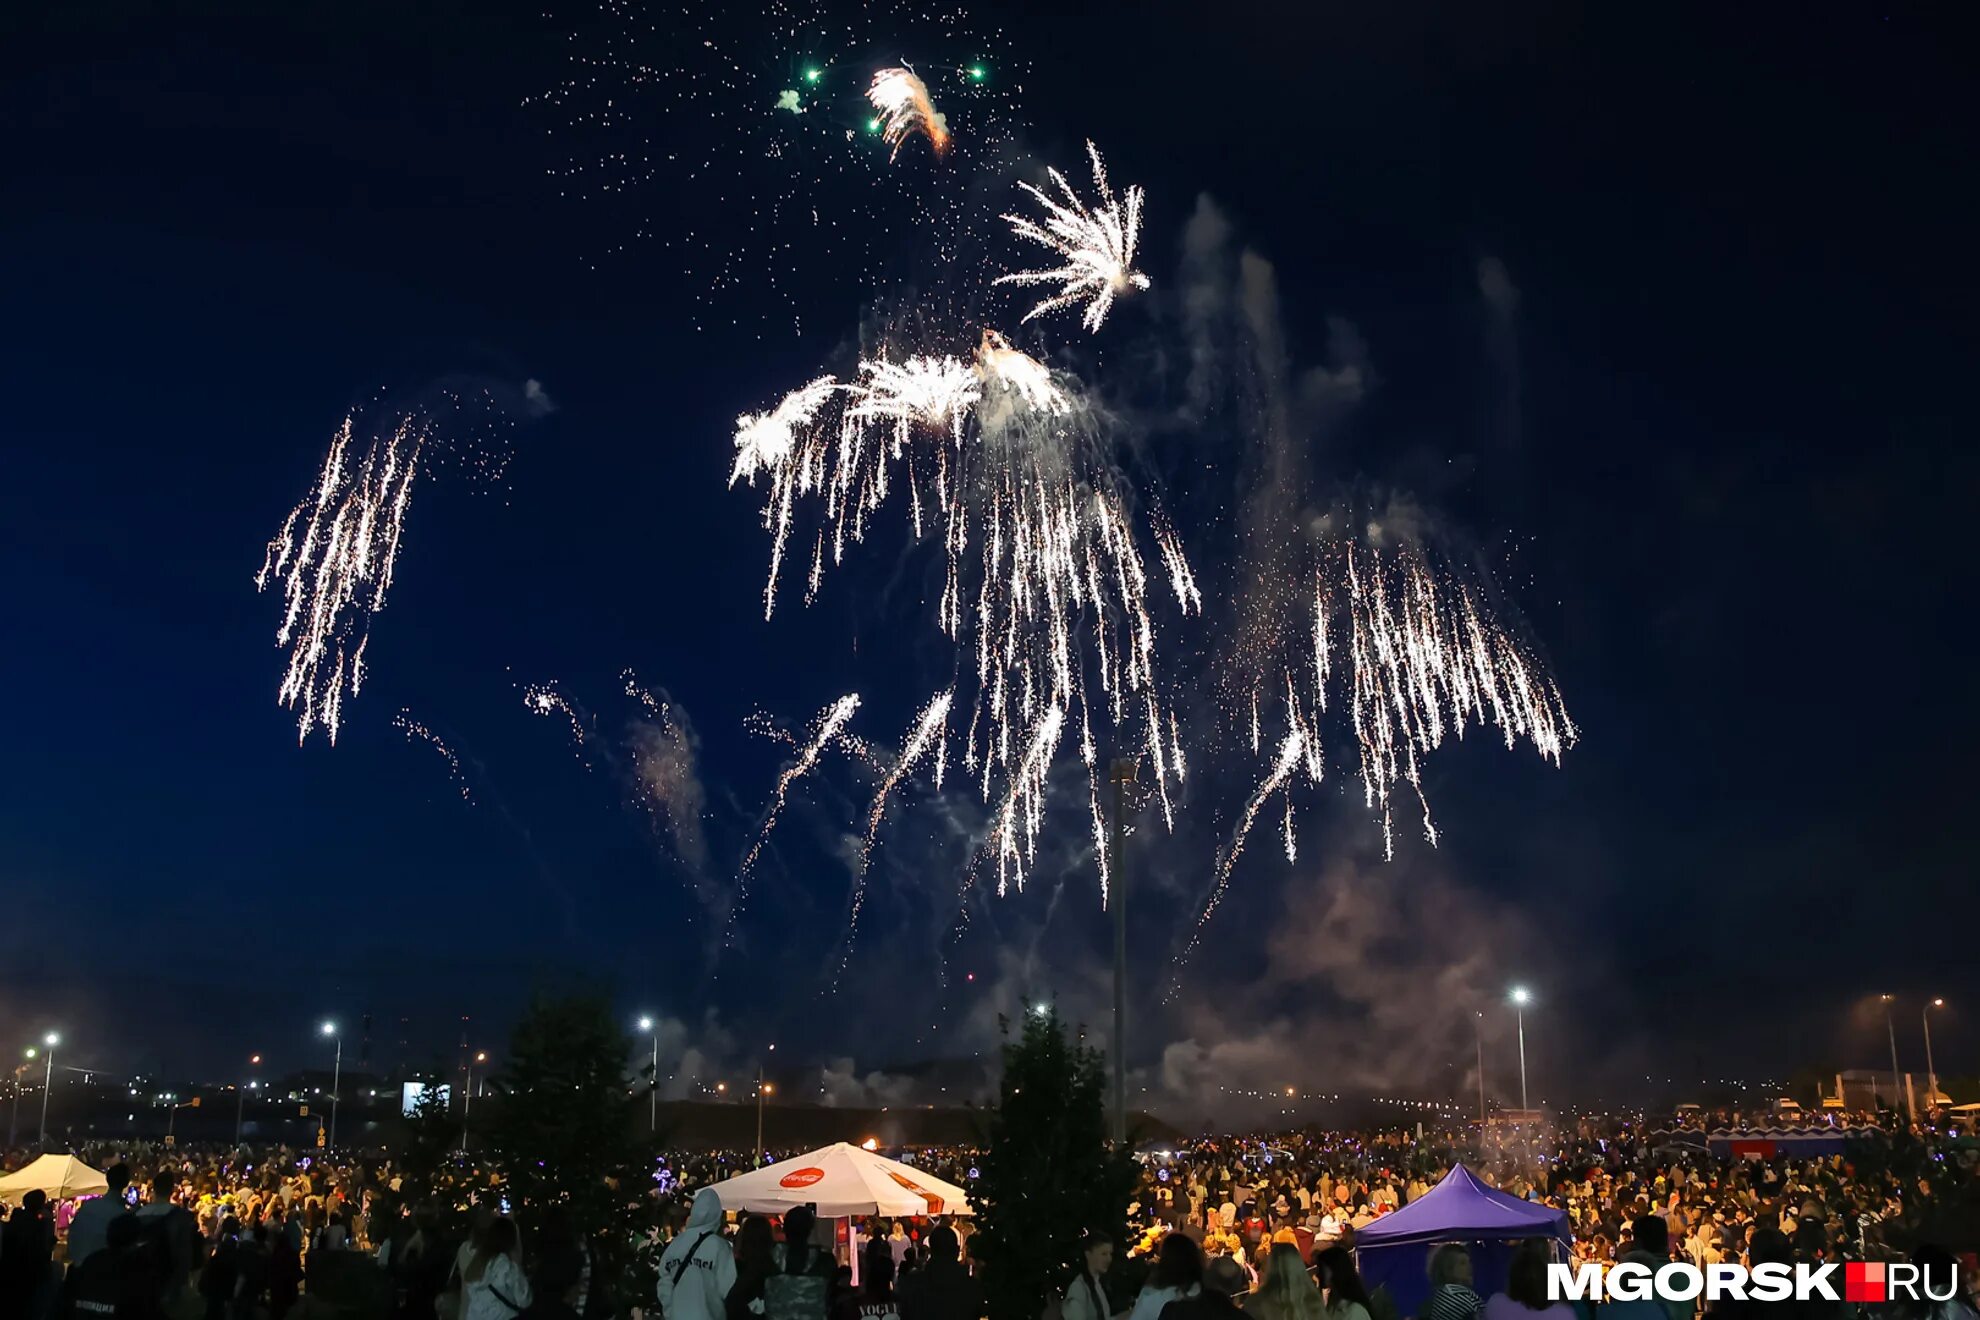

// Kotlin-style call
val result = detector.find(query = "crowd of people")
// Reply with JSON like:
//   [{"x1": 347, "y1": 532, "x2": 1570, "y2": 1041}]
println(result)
[{"x1": 1, "y1": 1112, "x2": 1977, "y2": 1320}]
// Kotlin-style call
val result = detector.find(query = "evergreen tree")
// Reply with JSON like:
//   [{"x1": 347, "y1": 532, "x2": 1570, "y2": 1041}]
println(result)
[
  {"x1": 488, "y1": 993, "x2": 661, "y2": 1311},
  {"x1": 972, "y1": 1007, "x2": 1139, "y2": 1320},
  {"x1": 394, "y1": 1080, "x2": 462, "y2": 1210}
]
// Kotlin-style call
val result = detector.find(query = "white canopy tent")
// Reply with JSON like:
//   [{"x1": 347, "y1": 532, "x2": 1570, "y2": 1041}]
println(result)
[
  {"x1": 709, "y1": 1142, "x2": 973, "y2": 1218},
  {"x1": 0, "y1": 1154, "x2": 109, "y2": 1206}
]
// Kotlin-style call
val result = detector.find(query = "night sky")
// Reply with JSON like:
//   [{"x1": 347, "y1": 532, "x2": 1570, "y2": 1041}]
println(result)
[{"x1": 3, "y1": 0, "x2": 1972, "y2": 1119}]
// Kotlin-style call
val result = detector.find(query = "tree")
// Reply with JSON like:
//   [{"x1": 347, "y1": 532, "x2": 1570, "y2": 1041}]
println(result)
[
  {"x1": 972, "y1": 1008, "x2": 1139, "y2": 1320},
  {"x1": 488, "y1": 993, "x2": 661, "y2": 1312},
  {"x1": 394, "y1": 1081, "x2": 463, "y2": 1210}
]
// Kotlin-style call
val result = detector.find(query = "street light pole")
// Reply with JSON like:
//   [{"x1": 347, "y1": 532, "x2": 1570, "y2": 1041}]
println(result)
[
  {"x1": 1509, "y1": 989, "x2": 1531, "y2": 1114},
  {"x1": 1475, "y1": 1012, "x2": 1487, "y2": 1125},
  {"x1": 1108, "y1": 756, "x2": 1135, "y2": 1146},
  {"x1": 322, "y1": 1022, "x2": 342, "y2": 1149},
  {"x1": 1881, "y1": 995, "x2": 1904, "y2": 1118},
  {"x1": 38, "y1": 1033, "x2": 59, "y2": 1144},
  {"x1": 1923, "y1": 999, "x2": 1944, "y2": 1112},
  {"x1": 237, "y1": 1055, "x2": 261, "y2": 1147},
  {"x1": 638, "y1": 1017, "x2": 659, "y2": 1133},
  {"x1": 754, "y1": 1043, "x2": 776, "y2": 1166}
]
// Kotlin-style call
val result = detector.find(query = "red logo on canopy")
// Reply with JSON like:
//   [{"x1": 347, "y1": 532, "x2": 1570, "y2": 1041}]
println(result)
[{"x1": 779, "y1": 1167, "x2": 826, "y2": 1189}]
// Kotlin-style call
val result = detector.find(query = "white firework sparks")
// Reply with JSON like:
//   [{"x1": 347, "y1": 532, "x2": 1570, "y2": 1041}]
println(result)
[
  {"x1": 867, "y1": 66, "x2": 950, "y2": 160},
  {"x1": 728, "y1": 331, "x2": 1198, "y2": 895},
  {"x1": 738, "y1": 692, "x2": 863, "y2": 884},
  {"x1": 997, "y1": 140, "x2": 1150, "y2": 332},
  {"x1": 257, "y1": 412, "x2": 430, "y2": 745},
  {"x1": 393, "y1": 710, "x2": 470, "y2": 802},
  {"x1": 973, "y1": 329, "x2": 1067, "y2": 415}
]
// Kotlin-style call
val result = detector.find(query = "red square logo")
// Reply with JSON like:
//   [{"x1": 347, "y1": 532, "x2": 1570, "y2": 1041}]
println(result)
[{"x1": 1846, "y1": 1262, "x2": 1886, "y2": 1303}]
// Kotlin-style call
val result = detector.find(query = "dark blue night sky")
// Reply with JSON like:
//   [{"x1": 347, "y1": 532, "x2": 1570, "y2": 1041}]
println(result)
[{"x1": 2, "y1": 0, "x2": 1972, "y2": 1113}]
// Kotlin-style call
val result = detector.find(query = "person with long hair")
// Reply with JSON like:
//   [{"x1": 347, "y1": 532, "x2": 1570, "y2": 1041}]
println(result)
[
  {"x1": 1242, "y1": 1244, "x2": 1322, "y2": 1320},
  {"x1": 462, "y1": 1218, "x2": 532, "y2": 1320},
  {"x1": 726, "y1": 1216, "x2": 778, "y2": 1320},
  {"x1": 1311, "y1": 1247, "x2": 1370, "y2": 1320},
  {"x1": 1131, "y1": 1235, "x2": 1205, "y2": 1320}
]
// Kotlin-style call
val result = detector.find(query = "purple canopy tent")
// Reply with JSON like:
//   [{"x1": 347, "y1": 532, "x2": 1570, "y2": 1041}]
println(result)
[{"x1": 1352, "y1": 1165, "x2": 1571, "y2": 1315}]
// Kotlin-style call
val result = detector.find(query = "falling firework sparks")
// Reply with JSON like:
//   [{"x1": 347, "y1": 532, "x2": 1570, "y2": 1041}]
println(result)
[
  {"x1": 1201, "y1": 539, "x2": 1574, "y2": 915},
  {"x1": 736, "y1": 692, "x2": 863, "y2": 917},
  {"x1": 521, "y1": 681, "x2": 592, "y2": 763},
  {"x1": 832, "y1": 688, "x2": 955, "y2": 980},
  {"x1": 729, "y1": 331, "x2": 1198, "y2": 895},
  {"x1": 257, "y1": 412, "x2": 430, "y2": 745},
  {"x1": 997, "y1": 140, "x2": 1150, "y2": 332},
  {"x1": 393, "y1": 711, "x2": 470, "y2": 802},
  {"x1": 867, "y1": 66, "x2": 951, "y2": 160}
]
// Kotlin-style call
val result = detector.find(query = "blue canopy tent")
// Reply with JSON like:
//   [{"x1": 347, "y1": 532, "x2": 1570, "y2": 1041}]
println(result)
[{"x1": 1353, "y1": 1165, "x2": 1571, "y2": 1316}]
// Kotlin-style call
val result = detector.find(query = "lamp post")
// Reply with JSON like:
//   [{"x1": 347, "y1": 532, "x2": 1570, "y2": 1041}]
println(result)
[
  {"x1": 1475, "y1": 1011, "x2": 1487, "y2": 1125},
  {"x1": 754, "y1": 1043, "x2": 776, "y2": 1167},
  {"x1": 1880, "y1": 995, "x2": 1904, "y2": 1117},
  {"x1": 37, "y1": 1033, "x2": 59, "y2": 1144},
  {"x1": 237, "y1": 1055, "x2": 261, "y2": 1146},
  {"x1": 1923, "y1": 999, "x2": 1945, "y2": 1112},
  {"x1": 638, "y1": 1017, "x2": 659, "y2": 1133},
  {"x1": 464, "y1": 1052, "x2": 487, "y2": 1117},
  {"x1": 1508, "y1": 988, "x2": 1531, "y2": 1114},
  {"x1": 322, "y1": 1022, "x2": 342, "y2": 1148}
]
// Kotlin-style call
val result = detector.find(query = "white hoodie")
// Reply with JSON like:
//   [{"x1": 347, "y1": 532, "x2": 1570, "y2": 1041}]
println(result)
[{"x1": 659, "y1": 1187, "x2": 737, "y2": 1320}]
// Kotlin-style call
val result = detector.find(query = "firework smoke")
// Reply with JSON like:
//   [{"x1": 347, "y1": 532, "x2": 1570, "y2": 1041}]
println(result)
[
  {"x1": 257, "y1": 412, "x2": 430, "y2": 745},
  {"x1": 997, "y1": 140, "x2": 1150, "y2": 332},
  {"x1": 867, "y1": 66, "x2": 951, "y2": 160}
]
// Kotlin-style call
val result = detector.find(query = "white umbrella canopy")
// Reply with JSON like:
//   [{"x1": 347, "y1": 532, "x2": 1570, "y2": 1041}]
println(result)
[
  {"x1": 710, "y1": 1142, "x2": 973, "y2": 1217},
  {"x1": 0, "y1": 1154, "x2": 110, "y2": 1205}
]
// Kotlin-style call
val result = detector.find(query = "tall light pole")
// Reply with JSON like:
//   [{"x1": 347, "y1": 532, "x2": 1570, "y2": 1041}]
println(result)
[
  {"x1": 1475, "y1": 1011, "x2": 1487, "y2": 1125},
  {"x1": 1923, "y1": 999, "x2": 1945, "y2": 1112},
  {"x1": 464, "y1": 1052, "x2": 487, "y2": 1116},
  {"x1": 16, "y1": 1049, "x2": 39, "y2": 1146},
  {"x1": 1108, "y1": 756, "x2": 1135, "y2": 1146},
  {"x1": 461, "y1": 1052, "x2": 486, "y2": 1154},
  {"x1": 38, "y1": 1033, "x2": 59, "y2": 1144},
  {"x1": 754, "y1": 1043, "x2": 776, "y2": 1166},
  {"x1": 1880, "y1": 995, "x2": 1904, "y2": 1117},
  {"x1": 322, "y1": 1021, "x2": 342, "y2": 1148},
  {"x1": 638, "y1": 1017, "x2": 659, "y2": 1133},
  {"x1": 237, "y1": 1055, "x2": 261, "y2": 1146},
  {"x1": 1509, "y1": 988, "x2": 1532, "y2": 1114}
]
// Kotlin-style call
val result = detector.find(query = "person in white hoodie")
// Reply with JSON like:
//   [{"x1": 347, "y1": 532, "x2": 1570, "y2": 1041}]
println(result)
[{"x1": 660, "y1": 1187, "x2": 737, "y2": 1320}]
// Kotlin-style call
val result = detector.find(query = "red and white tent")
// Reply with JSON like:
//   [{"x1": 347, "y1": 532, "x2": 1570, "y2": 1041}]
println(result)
[{"x1": 709, "y1": 1142, "x2": 973, "y2": 1218}]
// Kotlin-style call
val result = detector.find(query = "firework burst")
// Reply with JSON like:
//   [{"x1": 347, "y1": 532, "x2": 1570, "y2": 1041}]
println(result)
[
  {"x1": 729, "y1": 330, "x2": 1197, "y2": 894},
  {"x1": 997, "y1": 140, "x2": 1150, "y2": 332},
  {"x1": 867, "y1": 66, "x2": 951, "y2": 160},
  {"x1": 257, "y1": 412, "x2": 430, "y2": 745}
]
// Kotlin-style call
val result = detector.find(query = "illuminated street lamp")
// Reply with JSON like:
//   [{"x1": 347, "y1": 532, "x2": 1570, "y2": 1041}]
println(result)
[
  {"x1": 637, "y1": 1016, "x2": 659, "y2": 1133},
  {"x1": 1508, "y1": 988, "x2": 1532, "y2": 1113},
  {"x1": 236, "y1": 1054, "x2": 261, "y2": 1146},
  {"x1": 321, "y1": 1022, "x2": 342, "y2": 1148},
  {"x1": 37, "y1": 1033, "x2": 59, "y2": 1144}
]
